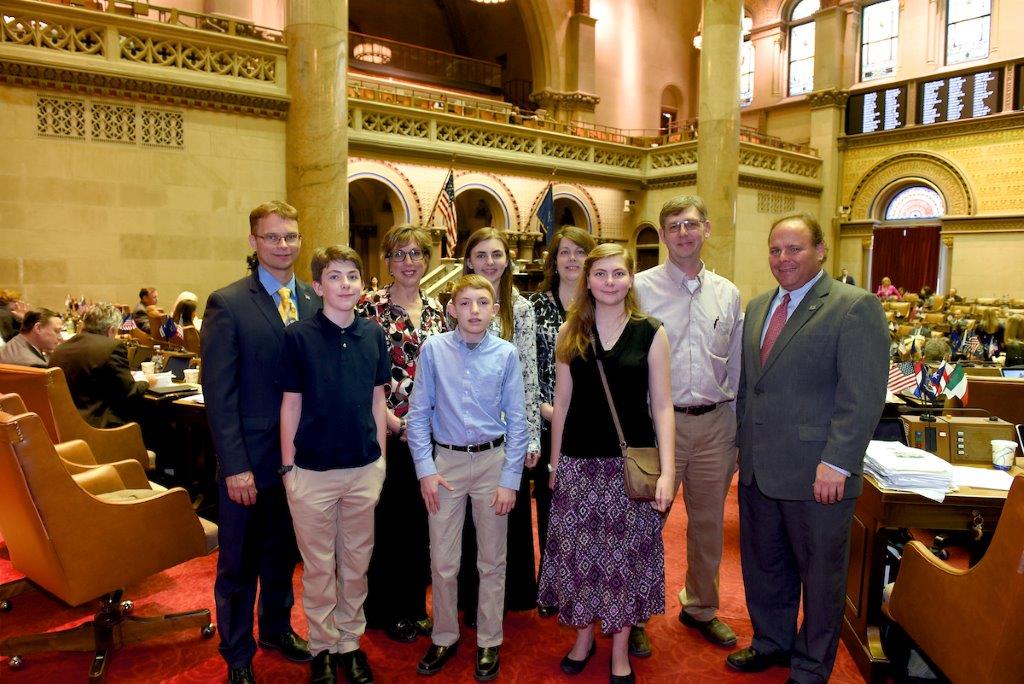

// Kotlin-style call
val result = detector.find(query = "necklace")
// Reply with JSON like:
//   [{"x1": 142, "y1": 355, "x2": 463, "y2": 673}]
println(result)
[{"x1": 596, "y1": 312, "x2": 628, "y2": 349}]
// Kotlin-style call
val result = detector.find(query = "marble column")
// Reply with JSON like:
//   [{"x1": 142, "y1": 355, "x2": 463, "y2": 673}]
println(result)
[
  {"x1": 807, "y1": 3, "x2": 848, "y2": 276},
  {"x1": 696, "y1": 0, "x2": 742, "y2": 279},
  {"x1": 286, "y1": 0, "x2": 348, "y2": 280}
]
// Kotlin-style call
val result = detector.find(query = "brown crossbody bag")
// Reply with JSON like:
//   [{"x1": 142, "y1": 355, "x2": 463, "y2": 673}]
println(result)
[{"x1": 591, "y1": 337, "x2": 661, "y2": 501}]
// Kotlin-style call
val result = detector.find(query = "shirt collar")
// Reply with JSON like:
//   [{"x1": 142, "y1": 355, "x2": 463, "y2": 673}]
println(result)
[
  {"x1": 314, "y1": 309, "x2": 363, "y2": 337},
  {"x1": 257, "y1": 265, "x2": 296, "y2": 298},
  {"x1": 453, "y1": 327, "x2": 491, "y2": 349},
  {"x1": 777, "y1": 269, "x2": 825, "y2": 301},
  {"x1": 664, "y1": 259, "x2": 705, "y2": 290}
]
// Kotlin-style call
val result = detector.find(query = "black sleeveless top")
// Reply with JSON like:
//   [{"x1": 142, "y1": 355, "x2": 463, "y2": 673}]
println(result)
[{"x1": 561, "y1": 316, "x2": 661, "y2": 459}]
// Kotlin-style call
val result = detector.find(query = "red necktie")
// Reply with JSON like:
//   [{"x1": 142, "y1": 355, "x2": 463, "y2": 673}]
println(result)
[{"x1": 760, "y1": 293, "x2": 791, "y2": 366}]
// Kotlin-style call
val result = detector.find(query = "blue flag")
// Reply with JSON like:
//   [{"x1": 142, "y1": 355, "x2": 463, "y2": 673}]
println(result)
[
  {"x1": 537, "y1": 183, "x2": 555, "y2": 245},
  {"x1": 161, "y1": 317, "x2": 179, "y2": 341}
]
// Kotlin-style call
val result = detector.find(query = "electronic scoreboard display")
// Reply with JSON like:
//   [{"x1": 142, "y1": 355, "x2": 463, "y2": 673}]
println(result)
[
  {"x1": 845, "y1": 85, "x2": 909, "y2": 135},
  {"x1": 917, "y1": 68, "x2": 1002, "y2": 125}
]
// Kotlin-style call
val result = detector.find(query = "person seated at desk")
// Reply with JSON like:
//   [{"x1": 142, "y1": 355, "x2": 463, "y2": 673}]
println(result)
[
  {"x1": 0, "y1": 308, "x2": 63, "y2": 368},
  {"x1": 876, "y1": 277, "x2": 900, "y2": 300},
  {"x1": 923, "y1": 337, "x2": 951, "y2": 367},
  {"x1": 49, "y1": 302, "x2": 152, "y2": 428},
  {"x1": 172, "y1": 291, "x2": 202, "y2": 331},
  {"x1": 0, "y1": 289, "x2": 28, "y2": 342},
  {"x1": 132, "y1": 286, "x2": 160, "y2": 333},
  {"x1": 945, "y1": 287, "x2": 963, "y2": 305}
]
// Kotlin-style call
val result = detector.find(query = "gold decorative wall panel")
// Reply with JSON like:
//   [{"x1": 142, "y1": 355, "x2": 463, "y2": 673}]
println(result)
[
  {"x1": 36, "y1": 96, "x2": 84, "y2": 139},
  {"x1": 35, "y1": 95, "x2": 183, "y2": 148}
]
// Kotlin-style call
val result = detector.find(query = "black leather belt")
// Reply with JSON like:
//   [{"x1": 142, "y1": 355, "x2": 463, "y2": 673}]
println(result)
[
  {"x1": 435, "y1": 435, "x2": 505, "y2": 453},
  {"x1": 674, "y1": 402, "x2": 723, "y2": 416}
]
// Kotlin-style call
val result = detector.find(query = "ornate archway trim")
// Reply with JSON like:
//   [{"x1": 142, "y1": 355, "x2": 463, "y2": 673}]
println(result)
[
  {"x1": 452, "y1": 171, "x2": 520, "y2": 231},
  {"x1": 348, "y1": 158, "x2": 422, "y2": 225},
  {"x1": 846, "y1": 151, "x2": 974, "y2": 220},
  {"x1": 526, "y1": 182, "x2": 602, "y2": 235}
]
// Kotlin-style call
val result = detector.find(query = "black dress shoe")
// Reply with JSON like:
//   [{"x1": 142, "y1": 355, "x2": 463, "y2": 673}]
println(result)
[
  {"x1": 334, "y1": 649, "x2": 373, "y2": 684},
  {"x1": 310, "y1": 650, "x2": 336, "y2": 684},
  {"x1": 258, "y1": 630, "x2": 313, "y2": 662},
  {"x1": 560, "y1": 641, "x2": 596, "y2": 675},
  {"x1": 413, "y1": 616, "x2": 434, "y2": 636},
  {"x1": 385, "y1": 619, "x2": 419, "y2": 643},
  {"x1": 475, "y1": 646, "x2": 500, "y2": 682},
  {"x1": 679, "y1": 611, "x2": 738, "y2": 647},
  {"x1": 537, "y1": 604, "x2": 559, "y2": 618},
  {"x1": 610, "y1": 660, "x2": 635, "y2": 684},
  {"x1": 228, "y1": 663, "x2": 256, "y2": 684},
  {"x1": 417, "y1": 642, "x2": 459, "y2": 676},
  {"x1": 627, "y1": 625, "x2": 651, "y2": 658},
  {"x1": 725, "y1": 646, "x2": 790, "y2": 673}
]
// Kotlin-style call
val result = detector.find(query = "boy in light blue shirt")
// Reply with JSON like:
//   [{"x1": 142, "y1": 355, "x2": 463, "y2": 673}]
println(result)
[{"x1": 406, "y1": 274, "x2": 528, "y2": 682}]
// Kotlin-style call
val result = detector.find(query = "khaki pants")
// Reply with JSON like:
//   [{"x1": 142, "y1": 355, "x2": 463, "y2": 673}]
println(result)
[
  {"x1": 428, "y1": 444, "x2": 508, "y2": 648},
  {"x1": 673, "y1": 404, "x2": 738, "y2": 621},
  {"x1": 285, "y1": 459, "x2": 385, "y2": 654}
]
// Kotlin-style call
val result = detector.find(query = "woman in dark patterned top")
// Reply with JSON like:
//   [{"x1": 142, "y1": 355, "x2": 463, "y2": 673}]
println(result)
[
  {"x1": 530, "y1": 226, "x2": 596, "y2": 617},
  {"x1": 538, "y1": 243, "x2": 675, "y2": 682},
  {"x1": 358, "y1": 224, "x2": 447, "y2": 644}
]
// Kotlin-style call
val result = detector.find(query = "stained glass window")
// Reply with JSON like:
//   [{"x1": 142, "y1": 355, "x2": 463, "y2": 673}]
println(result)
[
  {"x1": 789, "y1": 1, "x2": 819, "y2": 96},
  {"x1": 861, "y1": 0, "x2": 898, "y2": 81},
  {"x1": 884, "y1": 186, "x2": 946, "y2": 220},
  {"x1": 740, "y1": 39, "x2": 754, "y2": 106},
  {"x1": 946, "y1": 0, "x2": 990, "y2": 65}
]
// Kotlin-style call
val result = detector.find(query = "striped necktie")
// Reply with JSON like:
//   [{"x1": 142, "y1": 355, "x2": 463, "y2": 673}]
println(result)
[
  {"x1": 760, "y1": 293, "x2": 790, "y2": 366},
  {"x1": 277, "y1": 287, "x2": 297, "y2": 325}
]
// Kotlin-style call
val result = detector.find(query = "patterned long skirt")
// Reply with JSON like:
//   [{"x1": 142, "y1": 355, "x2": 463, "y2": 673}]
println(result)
[{"x1": 536, "y1": 455, "x2": 665, "y2": 634}]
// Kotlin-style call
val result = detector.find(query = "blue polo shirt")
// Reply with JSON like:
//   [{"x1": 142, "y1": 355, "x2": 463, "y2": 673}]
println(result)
[{"x1": 276, "y1": 310, "x2": 390, "y2": 471}]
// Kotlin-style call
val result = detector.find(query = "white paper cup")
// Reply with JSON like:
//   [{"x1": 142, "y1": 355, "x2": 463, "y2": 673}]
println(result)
[
  {"x1": 140, "y1": 361, "x2": 156, "y2": 374},
  {"x1": 147, "y1": 371, "x2": 174, "y2": 388},
  {"x1": 991, "y1": 439, "x2": 1017, "y2": 471},
  {"x1": 183, "y1": 368, "x2": 200, "y2": 384}
]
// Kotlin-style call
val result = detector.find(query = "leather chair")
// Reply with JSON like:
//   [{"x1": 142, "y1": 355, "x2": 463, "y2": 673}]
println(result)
[
  {"x1": 0, "y1": 364, "x2": 154, "y2": 470},
  {"x1": 0, "y1": 407, "x2": 217, "y2": 679},
  {"x1": 886, "y1": 476, "x2": 1024, "y2": 684},
  {"x1": 182, "y1": 325, "x2": 200, "y2": 354}
]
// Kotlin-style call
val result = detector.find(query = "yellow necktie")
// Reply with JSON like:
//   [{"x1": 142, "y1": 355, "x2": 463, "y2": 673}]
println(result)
[{"x1": 277, "y1": 287, "x2": 297, "y2": 324}]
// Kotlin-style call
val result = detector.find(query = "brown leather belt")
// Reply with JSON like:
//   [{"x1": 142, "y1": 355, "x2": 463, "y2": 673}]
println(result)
[
  {"x1": 673, "y1": 402, "x2": 723, "y2": 416},
  {"x1": 435, "y1": 435, "x2": 505, "y2": 453}
]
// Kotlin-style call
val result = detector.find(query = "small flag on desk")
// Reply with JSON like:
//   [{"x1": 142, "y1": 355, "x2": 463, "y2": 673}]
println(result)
[
  {"x1": 119, "y1": 315, "x2": 137, "y2": 333},
  {"x1": 161, "y1": 317, "x2": 183, "y2": 344},
  {"x1": 967, "y1": 334, "x2": 981, "y2": 355},
  {"x1": 942, "y1": 363, "x2": 968, "y2": 404},
  {"x1": 887, "y1": 361, "x2": 920, "y2": 394}
]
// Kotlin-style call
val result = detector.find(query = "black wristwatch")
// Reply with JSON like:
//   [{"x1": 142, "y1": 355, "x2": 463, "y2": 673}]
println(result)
[{"x1": 278, "y1": 464, "x2": 294, "y2": 476}]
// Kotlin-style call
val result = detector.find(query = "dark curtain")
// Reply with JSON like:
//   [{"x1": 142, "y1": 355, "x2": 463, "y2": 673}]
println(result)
[{"x1": 870, "y1": 226, "x2": 940, "y2": 294}]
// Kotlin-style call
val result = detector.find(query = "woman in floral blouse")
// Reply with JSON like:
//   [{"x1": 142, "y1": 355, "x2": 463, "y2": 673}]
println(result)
[
  {"x1": 359, "y1": 224, "x2": 447, "y2": 644},
  {"x1": 530, "y1": 226, "x2": 596, "y2": 616},
  {"x1": 457, "y1": 227, "x2": 542, "y2": 616}
]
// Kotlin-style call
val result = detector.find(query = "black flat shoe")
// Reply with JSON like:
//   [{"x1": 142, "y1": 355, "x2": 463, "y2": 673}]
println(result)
[
  {"x1": 310, "y1": 651, "x2": 335, "y2": 684},
  {"x1": 725, "y1": 646, "x2": 790, "y2": 672},
  {"x1": 610, "y1": 659, "x2": 635, "y2": 684},
  {"x1": 228, "y1": 663, "x2": 256, "y2": 684},
  {"x1": 475, "y1": 646, "x2": 500, "y2": 681},
  {"x1": 333, "y1": 649, "x2": 373, "y2": 684},
  {"x1": 258, "y1": 630, "x2": 312, "y2": 662},
  {"x1": 560, "y1": 641, "x2": 596, "y2": 675},
  {"x1": 537, "y1": 605, "x2": 559, "y2": 618},
  {"x1": 417, "y1": 642, "x2": 459, "y2": 676},
  {"x1": 385, "y1": 619, "x2": 419, "y2": 643}
]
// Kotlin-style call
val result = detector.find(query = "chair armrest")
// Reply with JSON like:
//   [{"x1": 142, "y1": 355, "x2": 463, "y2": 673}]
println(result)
[
  {"x1": 64, "y1": 421, "x2": 150, "y2": 470},
  {"x1": 70, "y1": 463, "x2": 129, "y2": 495},
  {"x1": 889, "y1": 540, "x2": 968, "y2": 622},
  {"x1": 54, "y1": 439, "x2": 99, "y2": 466},
  {"x1": 63, "y1": 457, "x2": 152, "y2": 490}
]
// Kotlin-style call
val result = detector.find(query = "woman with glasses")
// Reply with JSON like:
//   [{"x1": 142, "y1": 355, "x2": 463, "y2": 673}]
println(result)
[
  {"x1": 358, "y1": 224, "x2": 447, "y2": 644},
  {"x1": 457, "y1": 227, "x2": 542, "y2": 621},
  {"x1": 529, "y1": 226, "x2": 596, "y2": 618}
]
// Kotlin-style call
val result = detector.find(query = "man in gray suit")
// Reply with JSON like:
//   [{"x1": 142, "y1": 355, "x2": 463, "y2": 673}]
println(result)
[{"x1": 727, "y1": 214, "x2": 888, "y2": 683}]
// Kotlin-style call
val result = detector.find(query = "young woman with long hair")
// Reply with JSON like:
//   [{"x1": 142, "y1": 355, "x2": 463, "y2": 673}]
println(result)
[{"x1": 537, "y1": 243, "x2": 674, "y2": 683}]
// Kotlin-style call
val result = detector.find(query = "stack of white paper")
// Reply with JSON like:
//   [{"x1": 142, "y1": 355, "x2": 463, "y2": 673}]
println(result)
[{"x1": 864, "y1": 440, "x2": 955, "y2": 502}]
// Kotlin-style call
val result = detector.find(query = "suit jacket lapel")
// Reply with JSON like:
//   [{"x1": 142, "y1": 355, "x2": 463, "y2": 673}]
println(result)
[
  {"x1": 295, "y1": 280, "x2": 320, "y2": 320},
  {"x1": 248, "y1": 272, "x2": 286, "y2": 335},
  {"x1": 760, "y1": 275, "x2": 831, "y2": 376},
  {"x1": 748, "y1": 292, "x2": 774, "y2": 375}
]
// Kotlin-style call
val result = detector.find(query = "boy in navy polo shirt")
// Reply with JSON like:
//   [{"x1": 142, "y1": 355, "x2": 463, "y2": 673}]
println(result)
[
  {"x1": 406, "y1": 274, "x2": 528, "y2": 681},
  {"x1": 278, "y1": 245, "x2": 389, "y2": 684}
]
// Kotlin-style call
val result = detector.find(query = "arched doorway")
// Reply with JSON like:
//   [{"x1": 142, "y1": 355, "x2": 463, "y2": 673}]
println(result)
[
  {"x1": 553, "y1": 196, "x2": 589, "y2": 233},
  {"x1": 453, "y1": 186, "x2": 509, "y2": 257},
  {"x1": 870, "y1": 184, "x2": 945, "y2": 296},
  {"x1": 635, "y1": 224, "x2": 660, "y2": 272},
  {"x1": 347, "y1": 178, "x2": 405, "y2": 286}
]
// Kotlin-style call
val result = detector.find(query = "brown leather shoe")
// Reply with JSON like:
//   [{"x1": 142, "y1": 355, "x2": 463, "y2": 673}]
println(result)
[
  {"x1": 627, "y1": 625, "x2": 651, "y2": 658},
  {"x1": 679, "y1": 611, "x2": 738, "y2": 647},
  {"x1": 725, "y1": 646, "x2": 790, "y2": 673},
  {"x1": 417, "y1": 642, "x2": 459, "y2": 676}
]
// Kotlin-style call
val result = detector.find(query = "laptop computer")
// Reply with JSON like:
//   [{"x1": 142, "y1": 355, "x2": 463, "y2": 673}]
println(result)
[{"x1": 1000, "y1": 368, "x2": 1024, "y2": 379}]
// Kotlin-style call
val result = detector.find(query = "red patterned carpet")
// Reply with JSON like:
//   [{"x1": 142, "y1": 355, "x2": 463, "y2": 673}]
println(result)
[{"x1": 0, "y1": 475, "x2": 864, "y2": 682}]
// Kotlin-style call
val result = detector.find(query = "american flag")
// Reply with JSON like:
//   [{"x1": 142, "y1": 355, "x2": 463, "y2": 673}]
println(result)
[
  {"x1": 161, "y1": 317, "x2": 184, "y2": 344},
  {"x1": 436, "y1": 170, "x2": 457, "y2": 252},
  {"x1": 887, "y1": 361, "x2": 920, "y2": 394},
  {"x1": 967, "y1": 334, "x2": 981, "y2": 354},
  {"x1": 119, "y1": 315, "x2": 137, "y2": 333}
]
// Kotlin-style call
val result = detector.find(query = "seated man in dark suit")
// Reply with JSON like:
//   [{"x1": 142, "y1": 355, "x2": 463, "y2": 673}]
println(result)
[
  {"x1": 49, "y1": 302, "x2": 151, "y2": 428},
  {"x1": 0, "y1": 308, "x2": 64, "y2": 368},
  {"x1": 132, "y1": 286, "x2": 159, "y2": 333}
]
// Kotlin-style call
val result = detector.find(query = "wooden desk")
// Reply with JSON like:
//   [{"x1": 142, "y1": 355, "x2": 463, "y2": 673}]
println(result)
[{"x1": 842, "y1": 473, "x2": 1015, "y2": 682}]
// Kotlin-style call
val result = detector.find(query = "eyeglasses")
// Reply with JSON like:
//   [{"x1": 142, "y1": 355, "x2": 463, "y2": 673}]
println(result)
[
  {"x1": 256, "y1": 232, "x2": 301, "y2": 246},
  {"x1": 388, "y1": 249, "x2": 425, "y2": 263},
  {"x1": 665, "y1": 219, "x2": 705, "y2": 234}
]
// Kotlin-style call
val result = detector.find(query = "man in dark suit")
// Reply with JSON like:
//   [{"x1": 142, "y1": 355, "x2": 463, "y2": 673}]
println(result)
[
  {"x1": 49, "y1": 302, "x2": 150, "y2": 428},
  {"x1": 728, "y1": 214, "x2": 888, "y2": 683},
  {"x1": 201, "y1": 200, "x2": 320, "y2": 684},
  {"x1": 836, "y1": 267, "x2": 855, "y2": 286}
]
